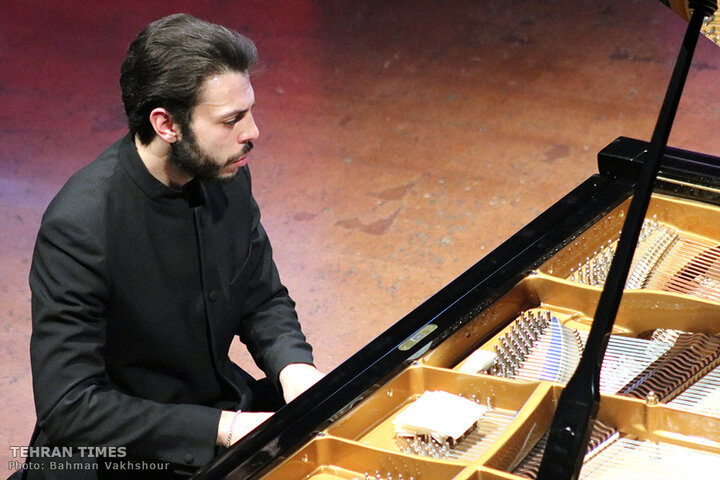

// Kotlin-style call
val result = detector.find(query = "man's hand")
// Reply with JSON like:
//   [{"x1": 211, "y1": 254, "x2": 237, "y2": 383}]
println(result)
[
  {"x1": 216, "y1": 364, "x2": 324, "y2": 447},
  {"x1": 278, "y1": 363, "x2": 325, "y2": 403},
  {"x1": 216, "y1": 410, "x2": 274, "y2": 447}
]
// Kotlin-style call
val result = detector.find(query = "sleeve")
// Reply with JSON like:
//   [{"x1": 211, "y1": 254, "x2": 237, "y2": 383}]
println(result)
[
  {"x1": 29, "y1": 208, "x2": 221, "y2": 467},
  {"x1": 236, "y1": 168, "x2": 315, "y2": 388}
]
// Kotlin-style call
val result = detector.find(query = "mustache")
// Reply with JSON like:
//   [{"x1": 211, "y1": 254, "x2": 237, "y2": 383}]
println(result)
[{"x1": 225, "y1": 141, "x2": 254, "y2": 166}]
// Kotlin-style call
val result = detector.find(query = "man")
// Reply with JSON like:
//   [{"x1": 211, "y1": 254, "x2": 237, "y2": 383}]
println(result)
[{"x1": 24, "y1": 13, "x2": 323, "y2": 479}]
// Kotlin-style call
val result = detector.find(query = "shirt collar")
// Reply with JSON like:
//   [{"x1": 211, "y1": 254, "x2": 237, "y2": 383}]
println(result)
[{"x1": 118, "y1": 134, "x2": 199, "y2": 202}]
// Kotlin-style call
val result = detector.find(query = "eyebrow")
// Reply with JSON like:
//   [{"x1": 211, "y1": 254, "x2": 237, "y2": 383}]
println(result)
[{"x1": 218, "y1": 103, "x2": 256, "y2": 120}]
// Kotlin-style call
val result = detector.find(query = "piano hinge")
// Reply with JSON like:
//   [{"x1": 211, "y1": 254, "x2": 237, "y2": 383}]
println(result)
[{"x1": 398, "y1": 324, "x2": 438, "y2": 351}]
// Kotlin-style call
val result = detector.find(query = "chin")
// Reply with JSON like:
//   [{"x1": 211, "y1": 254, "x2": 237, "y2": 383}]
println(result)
[{"x1": 209, "y1": 171, "x2": 239, "y2": 185}]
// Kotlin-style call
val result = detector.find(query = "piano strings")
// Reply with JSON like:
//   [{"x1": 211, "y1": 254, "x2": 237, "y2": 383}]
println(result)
[
  {"x1": 512, "y1": 419, "x2": 619, "y2": 479},
  {"x1": 469, "y1": 307, "x2": 720, "y2": 406},
  {"x1": 512, "y1": 418, "x2": 720, "y2": 480},
  {"x1": 568, "y1": 216, "x2": 720, "y2": 303}
]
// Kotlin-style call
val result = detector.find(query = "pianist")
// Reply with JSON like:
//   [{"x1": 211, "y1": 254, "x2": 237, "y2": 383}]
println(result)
[{"x1": 23, "y1": 13, "x2": 323, "y2": 479}]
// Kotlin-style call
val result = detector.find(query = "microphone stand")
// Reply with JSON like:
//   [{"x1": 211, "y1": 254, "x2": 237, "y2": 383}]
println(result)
[{"x1": 535, "y1": 2, "x2": 717, "y2": 479}]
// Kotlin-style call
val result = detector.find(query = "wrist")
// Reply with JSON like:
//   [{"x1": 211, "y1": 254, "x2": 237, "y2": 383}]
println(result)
[
  {"x1": 278, "y1": 363, "x2": 324, "y2": 403},
  {"x1": 278, "y1": 363, "x2": 317, "y2": 384},
  {"x1": 226, "y1": 411, "x2": 241, "y2": 448},
  {"x1": 217, "y1": 410, "x2": 241, "y2": 447}
]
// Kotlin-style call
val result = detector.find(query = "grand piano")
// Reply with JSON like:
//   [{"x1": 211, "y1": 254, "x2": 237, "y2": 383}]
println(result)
[{"x1": 193, "y1": 2, "x2": 720, "y2": 479}]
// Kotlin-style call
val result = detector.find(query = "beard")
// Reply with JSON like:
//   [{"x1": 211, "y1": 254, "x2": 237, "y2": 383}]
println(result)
[{"x1": 168, "y1": 123, "x2": 253, "y2": 184}]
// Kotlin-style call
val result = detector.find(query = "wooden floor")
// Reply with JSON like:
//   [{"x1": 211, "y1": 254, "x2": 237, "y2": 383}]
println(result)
[{"x1": 2, "y1": 0, "x2": 720, "y2": 473}]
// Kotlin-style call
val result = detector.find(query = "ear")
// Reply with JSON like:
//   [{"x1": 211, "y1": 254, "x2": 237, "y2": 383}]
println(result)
[{"x1": 148, "y1": 108, "x2": 181, "y2": 143}]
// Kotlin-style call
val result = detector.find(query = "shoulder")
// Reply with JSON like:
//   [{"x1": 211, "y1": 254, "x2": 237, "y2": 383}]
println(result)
[{"x1": 40, "y1": 137, "x2": 128, "y2": 234}]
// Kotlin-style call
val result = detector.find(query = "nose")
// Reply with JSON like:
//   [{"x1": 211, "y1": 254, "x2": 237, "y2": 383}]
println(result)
[{"x1": 239, "y1": 112, "x2": 259, "y2": 144}]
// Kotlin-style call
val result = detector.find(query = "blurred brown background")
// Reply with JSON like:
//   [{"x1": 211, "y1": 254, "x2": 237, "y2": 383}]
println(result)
[{"x1": 2, "y1": 0, "x2": 719, "y2": 474}]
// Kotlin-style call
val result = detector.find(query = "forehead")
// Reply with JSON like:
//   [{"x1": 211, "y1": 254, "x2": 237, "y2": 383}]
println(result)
[{"x1": 194, "y1": 71, "x2": 254, "y2": 114}]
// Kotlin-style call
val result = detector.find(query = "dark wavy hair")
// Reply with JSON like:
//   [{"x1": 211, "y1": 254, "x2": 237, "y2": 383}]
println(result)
[{"x1": 120, "y1": 14, "x2": 258, "y2": 145}]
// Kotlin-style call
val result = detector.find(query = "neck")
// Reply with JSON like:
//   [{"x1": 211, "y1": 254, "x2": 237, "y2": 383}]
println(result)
[{"x1": 134, "y1": 136, "x2": 192, "y2": 188}]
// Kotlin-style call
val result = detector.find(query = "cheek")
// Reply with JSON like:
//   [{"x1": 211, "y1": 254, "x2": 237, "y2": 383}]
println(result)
[{"x1": 197, "y1": 127, "x2": 234, "y2": 152}]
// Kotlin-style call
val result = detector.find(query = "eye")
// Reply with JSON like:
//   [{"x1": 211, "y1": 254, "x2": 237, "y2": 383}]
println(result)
[{"x1": 223, "y1": 111, "x2": 248, "y2": 126}]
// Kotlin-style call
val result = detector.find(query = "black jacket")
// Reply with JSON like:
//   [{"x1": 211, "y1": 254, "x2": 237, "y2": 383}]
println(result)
[{"x1": 28, "y1": 135, "x2": 314, "y2": 473}]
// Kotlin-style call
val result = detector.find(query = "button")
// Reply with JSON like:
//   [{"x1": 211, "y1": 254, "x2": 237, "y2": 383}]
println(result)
[
  {"x1": 208, "y1": 291, "x2": 219, "y2": 302},
  {"x1": 184, "y1": 453, "x2": 194, "y2": 464}
]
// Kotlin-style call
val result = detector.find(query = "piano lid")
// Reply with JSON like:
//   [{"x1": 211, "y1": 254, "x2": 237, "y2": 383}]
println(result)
[{"x1": 662, "y1": 0, "x2": 720, "y2": 45}]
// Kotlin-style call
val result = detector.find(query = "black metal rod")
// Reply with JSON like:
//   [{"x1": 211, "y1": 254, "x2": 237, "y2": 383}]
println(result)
[{"x1": 535, "y1": 6, "x2": 711, "y2": 480}]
